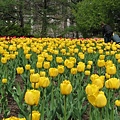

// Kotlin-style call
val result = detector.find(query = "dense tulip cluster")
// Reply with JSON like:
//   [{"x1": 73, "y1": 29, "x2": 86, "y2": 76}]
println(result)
[
  {"x1": 86, "y1": 74, "x2": 107, "y2": 108},
  {"x1": 0, "y1": 37, "x2": 120, "y2": 120}
]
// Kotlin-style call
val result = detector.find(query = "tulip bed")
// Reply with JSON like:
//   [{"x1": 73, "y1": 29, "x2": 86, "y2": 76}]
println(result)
[{"x1": 0, "y1": 37, "x2": 120, "y2": 120}]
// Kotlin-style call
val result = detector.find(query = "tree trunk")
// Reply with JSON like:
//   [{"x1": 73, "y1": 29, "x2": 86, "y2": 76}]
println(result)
[
  {"x1": 41, "y1": 0, "x2": 47, "y2": 37},
  {"x1": 19, "y1": 0, "x2": 24, "y2": 36}
]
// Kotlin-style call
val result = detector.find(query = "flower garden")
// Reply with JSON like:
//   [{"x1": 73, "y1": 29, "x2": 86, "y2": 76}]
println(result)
[{"x1": 0, "y1": 37, "x2": 120, "y2": 120}]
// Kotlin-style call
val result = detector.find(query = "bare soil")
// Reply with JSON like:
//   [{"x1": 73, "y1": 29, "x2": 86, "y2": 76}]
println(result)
[{"x1": 0, "y1": 75, "x2": 22, "y2": 120}]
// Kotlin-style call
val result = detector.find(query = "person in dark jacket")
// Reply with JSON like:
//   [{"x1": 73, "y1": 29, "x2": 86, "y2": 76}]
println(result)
[{"x1": 101, "y1": 22, "x2": 113, "y2": 43}]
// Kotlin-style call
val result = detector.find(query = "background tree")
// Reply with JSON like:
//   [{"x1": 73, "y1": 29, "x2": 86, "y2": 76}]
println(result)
[
  {"x1": 72, "y1": 0, "x2": 120, "y2": 37},
  {"x1": 0, "y1": 0, "x2": 31, "y2": 36},
  {"x1": 0, "y1": 0, "x2": 120, "y2": 38}
]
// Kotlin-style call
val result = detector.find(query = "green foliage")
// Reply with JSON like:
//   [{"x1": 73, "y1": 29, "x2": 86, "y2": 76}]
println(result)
[
  {"x1": 72, "y1": 0, "x2": 120, "y2": 37},
  {"x1": 0, "y1": 0, "x2": 31, "y2": 37},
  {"x1": 0, "y1": 23, "x2": 30, "y2": 36}
]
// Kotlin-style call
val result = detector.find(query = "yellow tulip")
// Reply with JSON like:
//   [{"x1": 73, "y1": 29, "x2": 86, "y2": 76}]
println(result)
[
  {"x1": 61, "y1": 49, "x2": 66, "y2": 54},
  {"x1": 85, "y1": 84, "x2": 99, "y2": 95},
  {"x1": 56, "y1": 57, "x2": 63, "y2": 63},
  {"x1": 9, "y1": 45, "x2": 17, "y2": 51},
  {"x1": 77, "y1": 62, "x2": 85, "y2": 72},
  {"x1": 30, "y1": 69, "x2": 35, "y2": 74},
  {"x1": 0, "y1": 46, "x2": 4, "y2": 54},
  {"x1": 25, "y1": 64, "x2": 31, "y2": 70},
  {"x1": 46, "y1": 55, "x2": 53, "y2": 61},
  {"x1": 87, "y1": 47, "x2": 93, "y2": 53},
  {"x1": 24, "y1": 49, "x2": 29, "y2": 54},
  {"x1": 99, "y1": 75, "x2": 105, "y2": 84},
  {"x1": 60, "y1": 80, "x2": 72, "y2": 95},
  {"x1": 74, "y1": 48, "x2": 79, "y2": 53},
  {"x1": 105, "y1": 73, "x2": 110, "y2": 79},
  {"x1": 24, "y1": 89, "x2": 40, "y2": 106},
  {"x1": 29, "y1": 111, "x2": 40, "y2": 120},
  {"x1": 118, "y1": 59, "x2": 120, "y2": 63},
  {"x1": 16, "y1": 67, "x2": 24, "y2": 74},
  {"x1": 87, "y1": 94, "x2": 97, "y2": 106},
  {"x1": 106, "y1": 64, "x2": 116, "y2": 75},
  {"x1": 43, "y1": 61, "x2": 50, "y2": 69},
  {"x1": 2, "y1": 116, "x2": 26, "y2": 120},
  {"x1": 105, "y1": 60, "x2": 113, "y2": 67},
  {"x1": 69, "y1": 57, "x2": 76, "y2": 64},
  {"x1": 49, "y1": 68, "x2": 58, "y2": 77},
  {"x1": 105, "y1": 78, "x2": 120, "y2": 89},
  {"x1": 36, "y1": 62, "x2": 42, "y2": 68},
  {"x1": 90, "y1": 74, "x2": 99, "y2": 82},
  {"x1": 86, "y1": 64, "x2": 91, "y2": 69},
  {"x1": 57, "y1": 65, "x2": 64, "y2": 74},
  {"x1": 87, "y1": 91, "x2": 107, "y2": 108},
  {"x1": 1, "y1": 57, "x2": 7, "y2": 64},
  {"x1": 69, "y1": 48, "x2": 74, "y2": 54},
  {"x1": 115, "y1": 100, "x2": 120, "y2": 107},
  {"x1": 15, "y1": 52, "x2": 18, "y2": 56},
  {"x1": 105, "y1": 45, "x2": 111, "y2": 50},
  {"x1": 30, "y1": 73, "x2": 40, "y2": 83},
  {"x1": 38, "y1": 56, "x2": 44, "y2": 62},
  {"x1": 70, "y1": 68, "x2": 77, "y2": 75},
  {"x1": 97, "y1": 59, "x2": 105, "y2": 67},
  {"x1": 40, "y1": 71, "x2": 46, "y2": 77},
  {"x1": 115, "y1": 53, "x2": 120, "y2": 59},
  {"x1": 2, "y1": 78, "x2": 7, "y2": 84},
  {"x1": 105, "y1": 51, "x2": 110, "y2": 55},
  {"x1": 64, "y1": 59, "x2": 69, "y2": 66},
  {"x1": 92, "y1": 78, "x2": 104, "y2": 89},
  {"x1": 98, "y1": 49, "x2": 103, "y2": 54},
  {"x1": 19, "y1": 118, "x2": 26, "y2": 120},
  {"x1": 66, "y1": 60, "x2": 74, "y2": 69},
  {"x1": 25, "y1": 54, "x2": 31, "y2": 59},
  {"x1": 85, "y1": 70, "x2": 90, "y2": 76},
  {"x1": 95, "y1": 91, "x2": 107, "y2": 108},
  {"x1": 99, "y1": 55, "x2": 105, "y2": 60},
  {"x1": 54, "y1": 50, "x2": 59, "y2": 55},
  {"x1": 88, "y1": 61, "x2": 93, "y2": 65},
  {"x1": 78, "y1": 52, "x2": 84, "y2": 59},
  {"x1": 110, "y1": 51, "x2": 115, "y2": 55},
  {"x1": 39, "y1": 77, "x2": 50, "y2": 88},
  {"x1": 10, "y1": 54, "x2": 16, "y2": 59}
]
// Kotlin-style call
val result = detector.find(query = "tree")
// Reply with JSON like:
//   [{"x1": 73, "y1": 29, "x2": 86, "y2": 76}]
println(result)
[
  {"x1": 72, "y1": 0, "x2": 120, "y2": 37},
  {"x1": 0, "y1": 0, "x2": 31, "y2": 36}
]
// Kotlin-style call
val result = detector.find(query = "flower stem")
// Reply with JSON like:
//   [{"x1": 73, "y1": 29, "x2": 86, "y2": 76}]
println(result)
[
  {"x1": 41, "y1": 88, "x2": 45, "y2": 120},
  {"x1": 51, "y1": 79, "x2": 54, "y2": 109},
  {"x1": 34, "y1": 83, "x2": 36, "y2": 89},
  {"x1": 30, "y1": 106, "x2": 33, "y2": 120},
  {"x1": 111, "y1": 90, "x2": 115, "y2": 120},
  {"x1": 99, "y1": 108, "x2": 102, "y2": 120},
  {"x1": 64, "y1": 95, "x2": 67, "y2": 120},
  {"x1": 89, "y1": 104, "x2": 92, "y2": 120}
]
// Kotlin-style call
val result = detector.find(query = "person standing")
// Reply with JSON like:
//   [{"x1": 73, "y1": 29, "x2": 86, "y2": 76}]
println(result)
[{"x1": 101, "y1": 22, "x2": 113, "y2": 43}]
